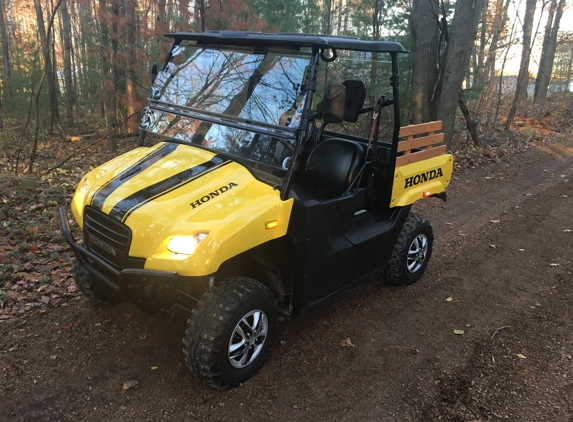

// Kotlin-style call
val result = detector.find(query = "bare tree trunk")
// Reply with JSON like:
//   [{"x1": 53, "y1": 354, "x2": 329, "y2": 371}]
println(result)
[
  {"x1": 126, "y1": 0, "x2": 138, "y2": 132},
  {"x1": 195, "y1": 0, "x2": 206, "y2": 32},
  {"x1": 157, "y1": 0, "x2": 166, "y2": 23},
  {"x1": 99, "y1": 0, "x2": 118, "y2": 153},
  {"x1": 565, "y1": 43, "x2": 573, "y2": 92},
  {"x1": 433, "y1": 0, "x2": 485, "y2": 146},
  {"x1": 0, "y1": 0, "x2": 12, "y2": 105},
  {"x1": 155, "y1": 0, "x2": 170, "y2": 61},
  {"x1": 336, "y1": 0, "x2": 343, "y2": 35},
  {"x1": 109, "y1": 0, "x2": 119, "y2": 152},
  {"x1": 322, "y1": 0, "x2": 332, "y2": 34},
  {"x1": 6, "y1": 0, "x2": 11, "y2": 39},
  {"x1": 29, "y1": 0, "x2": 64, "y2": 173},
  {"x1": 534, "y1": 0, "x2": 565, "y2": 112},
  {"x1": 410, "y1": 0, "x2": 485, "y2": 147},
  {"x1": 491, "y1": 1, "x2": 520, "y2": 132},
  {"x1": 68, "y1": 0, "x2": 79, "y2": 100},
  {"x1": 61, "y1": 0, "x2": 74, "y2": 126},
  {"x1": 459, "y1": 91, "x2": 479, "y2": 145},
  {"x1": 98, "y1": 0, "x2": 109, "y2": 118},
  {"x1": 472, "y1": 0, "x2": 489, "y2": 91},
  {"x1": 409, "y1": 0, "x2": 440, "y2": 124},
  {"x1": 468, "y1": 48, "x2": 475, "y2": 89},
  {"x1": 487, "y1": 0, "x2": 508, "y2": 82},
  {"x1": 534, "y1": 0, "x2": 556, "y2": 104},
  {"x1": 483, "y1": 0, "x2": 511, "y2": 109},
  {"x1": 78, "y1": 0, "x2": 93, "y2": 109},
  {"x1": 506, "y1": 0, "x2": 537, "y2": 130},
  {"x1": 34, "y1": 0, "x2": 60, "y2": 131}
]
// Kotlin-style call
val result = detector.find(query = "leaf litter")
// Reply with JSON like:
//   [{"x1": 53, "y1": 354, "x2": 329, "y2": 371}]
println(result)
[
  {"x1": 339, "y1": 338, "x2": 355, "y2": 348},
  {"x1": 122, "y1": 380, "x2": 139, "y2": 390},
  {"x1": 0, "y1": 138, "x2": 135, "y2": 321}
]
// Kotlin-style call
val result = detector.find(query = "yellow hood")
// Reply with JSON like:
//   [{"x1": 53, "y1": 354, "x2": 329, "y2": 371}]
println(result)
[{"x1": 72, "y1": 142, "x2": 293, "y2": 276}]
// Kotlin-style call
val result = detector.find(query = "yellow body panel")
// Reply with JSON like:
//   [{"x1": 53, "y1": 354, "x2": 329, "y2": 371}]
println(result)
[
  {"x1": 71, "y1": 142, "x2": 293, "y2": 277},
  {"x1": 133, "y1": 162, "x2": 293, "y2": 276},
  {"x1": 71, "y1": 143, "x2": 170, "y2": 226},
  {"x1": 391, "y1": 154, "x2": 453, "y2": 208}
]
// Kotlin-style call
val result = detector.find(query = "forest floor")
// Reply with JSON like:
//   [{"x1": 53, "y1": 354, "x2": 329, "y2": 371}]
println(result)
[{"x1": 0, "y1": 110, "x2": 572, "y2": 421}]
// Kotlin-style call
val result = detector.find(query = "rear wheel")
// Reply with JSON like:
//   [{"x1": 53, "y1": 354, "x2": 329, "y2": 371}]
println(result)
[
  {"x1": 385, "y1": 213, "x2": 433, "y2": 286},
  {"x1": 72, "y1": 257, "x2": 111, "y2": 304},
  {"x1": 183, "y1": 277, "x2": 277, "y2": 389}
]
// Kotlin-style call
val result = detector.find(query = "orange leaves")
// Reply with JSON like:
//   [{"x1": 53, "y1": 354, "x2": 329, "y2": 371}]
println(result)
[{"x1": 102, "y1": 80, "x2": 115, "y2": 92}]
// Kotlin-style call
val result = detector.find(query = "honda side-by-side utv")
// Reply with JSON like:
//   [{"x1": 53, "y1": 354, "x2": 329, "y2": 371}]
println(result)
[{"x1": 60, "y1": 31, "x2": 453, "y2": 389}]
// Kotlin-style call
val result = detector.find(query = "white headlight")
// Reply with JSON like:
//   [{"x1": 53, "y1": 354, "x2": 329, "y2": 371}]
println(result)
[{"x1": 166, "y1": 232, "x2": 208, "y2": 255}]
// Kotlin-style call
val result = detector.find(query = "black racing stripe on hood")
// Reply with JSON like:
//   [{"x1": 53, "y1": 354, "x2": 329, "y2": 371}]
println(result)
[
  {"x1": 107, "y1": 155, "x2": 230, "y2": 222},
  {"x1": 90, "y1": 143, "x2": 179, "y2": 211}
]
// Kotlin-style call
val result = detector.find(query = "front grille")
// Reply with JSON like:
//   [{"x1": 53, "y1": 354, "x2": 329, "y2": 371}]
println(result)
[{"x1": 83, "y1": 207, "x2": 132, "y2": 271}]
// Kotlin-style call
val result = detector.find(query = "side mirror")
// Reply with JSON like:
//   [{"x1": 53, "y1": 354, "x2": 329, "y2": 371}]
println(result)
[
  {"x1": 151, "y1": 62, "x2": 158, "y2": 84},
  {"x1": 317, "y1": 84, "x2": 346, "y2": 124},
  {"x1": 342, "y1": 79, "x2": 367, "y2": 122}
]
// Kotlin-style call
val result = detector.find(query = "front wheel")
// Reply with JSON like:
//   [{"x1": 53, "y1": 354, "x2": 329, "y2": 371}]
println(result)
[
  {"x1": 182, "y1": 277, "x2": 278, "y2": 389},
  {"x1": 385, "y1": 213, "x2": 433, "y2": 286},
  {"x1": 72, "y1": 257, "x2": 111, "y2": 304}
]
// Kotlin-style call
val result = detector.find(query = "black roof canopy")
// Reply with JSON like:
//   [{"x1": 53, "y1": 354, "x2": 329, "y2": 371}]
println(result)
[{"x1": 166, "y1": 30, "x2": 408, "y2": 53}]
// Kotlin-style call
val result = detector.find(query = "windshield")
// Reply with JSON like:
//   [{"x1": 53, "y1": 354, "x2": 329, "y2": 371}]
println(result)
[
  {"x1": 314, "y1": 49, "x2": 397, "y2": 142},
  {"x1": 141, "y1": 45, "x2": 310, "y2": 176}
]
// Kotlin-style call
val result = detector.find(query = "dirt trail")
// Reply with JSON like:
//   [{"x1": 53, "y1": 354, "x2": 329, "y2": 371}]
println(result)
[{"x1": 1, "y1": 139, "x2": 572, "y2": 422}]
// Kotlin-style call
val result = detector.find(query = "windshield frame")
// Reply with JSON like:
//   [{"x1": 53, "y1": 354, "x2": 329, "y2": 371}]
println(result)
[
  {"x1": 147, "y1": 99, "x2": 297, "y2": 141},
  {"x1": 138, "y1": 33, "x2": 404, "y2": 204},
  {"x1": 140, "y1": 43, "x2": 313, "y2": 183}
]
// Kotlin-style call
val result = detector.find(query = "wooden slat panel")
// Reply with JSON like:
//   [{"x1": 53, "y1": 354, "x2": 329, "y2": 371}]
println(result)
[
  {"x1": 396, "y1": 145, "x2": 447, "y2": 166},
  {"x1": 399, "y1": 121, "x2": 443, "y2": 138},
  {"x1": 397, "y1": 133, "x2": 445, "y2": 152}
]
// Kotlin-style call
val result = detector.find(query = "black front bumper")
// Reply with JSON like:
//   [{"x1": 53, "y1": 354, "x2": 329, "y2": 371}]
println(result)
[{"x1": 59, "y1": 207, "x2": 197, "y2": 316}]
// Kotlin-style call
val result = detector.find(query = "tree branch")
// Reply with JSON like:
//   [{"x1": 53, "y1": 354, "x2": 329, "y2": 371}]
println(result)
[{"x1": 42, "y1": 112, "x2": 138, "y2": 176}]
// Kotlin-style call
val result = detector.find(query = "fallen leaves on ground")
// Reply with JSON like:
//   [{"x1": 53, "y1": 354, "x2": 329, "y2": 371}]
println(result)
[
  {"x1": 339, "y1": 338, "x2": 355, "y2": 348},
  {"x1": 122, "y1": 380, "x2": 139, "y2": 390},
  {"x1": 0, "y1": 133, "x2": 140, "y2": 319}
]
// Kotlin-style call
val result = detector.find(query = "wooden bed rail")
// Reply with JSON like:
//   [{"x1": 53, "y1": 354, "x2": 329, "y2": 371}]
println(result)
[{"x1": 396, "y1": 121, "x2": 446, "y2": 167}]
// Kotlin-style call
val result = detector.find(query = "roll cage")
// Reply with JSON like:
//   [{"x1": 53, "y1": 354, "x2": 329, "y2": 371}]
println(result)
[{"x1": 139, "y1": 30, "x2": 409, "y2": 208}]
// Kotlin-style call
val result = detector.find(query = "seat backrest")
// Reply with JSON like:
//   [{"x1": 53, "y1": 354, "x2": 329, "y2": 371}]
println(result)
[{"x1": 306, "y1": 139, "x2": 366, "y2": 197}]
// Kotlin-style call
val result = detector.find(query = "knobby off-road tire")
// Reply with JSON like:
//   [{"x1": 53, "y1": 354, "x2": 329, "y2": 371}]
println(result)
[
  {"x1": 385, "y1": 213, "x2": 433, "y2": 287},
  {"x1": 72, "y1": 257, "x2": 111, "y2": 304},
  {"x1": 183, "y1": 277, "x2": 278, "y2": 389}
]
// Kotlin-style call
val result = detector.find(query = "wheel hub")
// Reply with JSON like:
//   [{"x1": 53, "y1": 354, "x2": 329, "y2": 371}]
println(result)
[
  {"x1": 228, "y1": 309, "x2": 268, "y2": 369},
  {"x1": 407, "y1": 233, "x2": 428, "y2": 273}
]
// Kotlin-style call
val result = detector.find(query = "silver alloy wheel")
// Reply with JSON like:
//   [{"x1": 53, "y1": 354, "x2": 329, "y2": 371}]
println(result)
[
  {"x1": 407, "y1": 233, "x2": 428, "y2": 273},
  {"x1": 228, "y1": 309, "x2": 268, "y2": 369}
]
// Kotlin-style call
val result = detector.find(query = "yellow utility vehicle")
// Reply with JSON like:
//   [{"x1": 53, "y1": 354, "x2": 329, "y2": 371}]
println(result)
[{"x1": 60, "y1": 31, "x2": 452, "y2": 389}]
